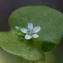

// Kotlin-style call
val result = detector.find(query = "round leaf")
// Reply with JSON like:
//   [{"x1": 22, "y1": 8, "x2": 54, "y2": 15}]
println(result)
[
  {"x1": 9, "y1": 6, "x2": 63, "y2": 51},
  {"x1": 0, "y1": 32, "x2": 45, "y2": 61}
]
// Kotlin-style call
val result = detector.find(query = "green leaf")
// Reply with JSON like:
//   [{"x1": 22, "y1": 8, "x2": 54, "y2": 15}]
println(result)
[
  {"x1": 0, "y1": 32, "x2": 45, "y2": 61},
  {"x1": 9, "y1": 6, "x2": 63, "y2": 51},
  {"x1": 0, "y1": 48, "x2": 23, "y2": 63},
  {"x1": 0, "y1": 6, "x2": 63, "y2": 61}
]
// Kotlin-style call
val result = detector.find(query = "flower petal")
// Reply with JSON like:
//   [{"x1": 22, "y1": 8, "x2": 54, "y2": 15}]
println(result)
[
  {"x1": 21, "y1": 28, "x2": 28, "y2": 33},
  {"x1": 15, "y1": 26, "x2": 19, "y2": 29},
  {"x1": 25, "y1": 34, "x2": 32, "y2": 40},
  {"x1": 32, "y1": 34, "x2": 39, "y2": 38},
  {"x1": 33, "y1": 26, "x2": 41, "y2": 33},
  {"x1": 28, "y1": 23, "x2": 33, "y2": 30}
]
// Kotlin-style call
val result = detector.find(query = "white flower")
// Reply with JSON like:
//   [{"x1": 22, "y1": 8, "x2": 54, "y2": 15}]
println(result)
[
  {"x1": 21, "y1": 23, "x2": 41, "y2": 40},
  {"x1": 15, "y1": 26, "x2": 19, "y2": 29}
]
